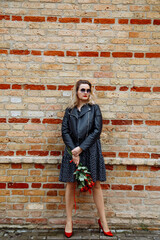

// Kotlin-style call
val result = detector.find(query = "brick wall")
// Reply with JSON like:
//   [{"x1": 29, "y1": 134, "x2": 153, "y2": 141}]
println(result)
[
  {"x1": 0, "y1": 0, "x2": 160, "y2": 229},
  {"x1": 0, "y1": 163, "x2": 160, "y2": 228}
]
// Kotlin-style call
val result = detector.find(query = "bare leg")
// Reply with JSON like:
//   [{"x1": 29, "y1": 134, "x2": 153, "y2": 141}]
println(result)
[
  {"x1": 65, "y1": 182, "x2": 75, "y2": 232},
  {"x1": 92, "y1": 181, "x2": 110, "y2": 232}
]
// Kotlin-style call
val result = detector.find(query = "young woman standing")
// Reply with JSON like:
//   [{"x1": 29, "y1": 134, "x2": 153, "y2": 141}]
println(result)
[{"x1": 59, "y1": 80, "x2": 113, "y2": 238}]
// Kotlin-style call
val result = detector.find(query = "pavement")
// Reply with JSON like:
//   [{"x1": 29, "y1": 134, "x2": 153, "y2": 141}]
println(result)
[{"x1": 0, "y1": 228, "x2": 160, "y2": 240}]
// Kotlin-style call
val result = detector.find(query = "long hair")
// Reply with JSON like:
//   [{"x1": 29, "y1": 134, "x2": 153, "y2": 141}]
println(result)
[{"x1": 68, "y1": 80, "x2": 96, "y2": 108}]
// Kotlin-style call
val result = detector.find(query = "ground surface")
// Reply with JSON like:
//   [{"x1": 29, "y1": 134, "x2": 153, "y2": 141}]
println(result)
[{"x1": 0, "y1": 228, "x2": 160, "y2": 240}]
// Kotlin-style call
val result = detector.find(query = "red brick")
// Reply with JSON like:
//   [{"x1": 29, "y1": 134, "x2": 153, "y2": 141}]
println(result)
[
  {"x1": 31, "y1": 183, "x2": 41, "y2": 188},
  {"x1": 119, "y1": 152, "x2": 128, "y2": 158},
  {"x1": 111, "y1": 120, "x2": 132, "y2": 125},
  {"x1": 0, "y1": 84, "x2": 10, "y2": 89},
  {"x1": 10, "y1": 50, "x2": 30, "y2": 55},
  {"x1": 127, "y1": 165, "x2": 137, "y2": 171},
  {"x1": 112, "y1": 52, "x2": 133, "y2": 58},
  {"x1": 0, "y1": 15, "x2": 10, "y2": 20},
  {"x1": 44, "y1": 51, "x2": 64, "y2": 56},
  {"x1": 58, "y1": 204, "x2": 65, "y2": 210},
  {"x1": 16, "y1": 151, "x2": 26, "y2": 156},
  {"x1": 12, "y1": 84, "x2": 22, "y2": 89},
  {"x1": 59, "y1": 190, "x2": 65, "y2": 196},
  {"x1": 146, "y1": 121, "x2": 160, "y2": 126},
  {"x1": 31, "y1": 119, "x2": 41, "y2": 123},
  {"x1": 130, "y1": 19, "x2": 151, "y2": 25},
  {"x1": 8, "y1": 183, "x2": 29, "y2": 189},
  {"x1": 58, "y1": 85, "x2": 73, "y2": 90},
  {"x1": 43, "y1": 119, "x2": 62, "y2": 124},
  {"x1": 102, "y1": 120, "x2": 110, "y2": 125},
  {"x1": 57, "y1": 164, "x2": 61, "y2": 169},
  {"x1": 50, "y1": 151, "x2": 61, "y2": 156},
  {"x1": 46, "y1": 204, "x2": 57, "y2": 210},
  {"x1": 119, "y1": 86, "x2": 129, "y2": 91},
  {"x1": 35, "y1": 164, "x2": 45, "y2": 169},
  {"x1": 59, "y1": 17, "x2": 80, "y2": 23},
  {"x1": 94, "y1": 18, "x2": 115, "y2": 24},
  {"x1": 130, "y1": 153, "x2": 150, "y2": 158},
  {"x1": 78, "y1": 51, "x2": 99, "y2": 57},
  {"x1": 150, "y1": 166, "x2": 160, "y2": 171},
  {"x1": 131, "y1": 86, "x2": 151, "y2": 92},
  {"x1": 153, "y1": 20, "x2": 160, "y2": 25},
  {"x1": 102, "y1": 152, "x2": 116, "y2": 157},
  {"x1": 95, "y1": 86, "x2": 116, "y2": 91},
  {"x1": 43, "y1": 183, "x2": 64, "y2": 189},
  {"x1": 101, "y1": 184, "x2": 110, "y2": 190},
  {"x1": 13, "y1": 219, "x2": 25, "y2": 225},
  {"x1": 151, "y1": 153, "x2": 160, "y2": 159},
  {"x1": 100, "y1": 52, "x2": 110, "y2": 57},
  {"x1": 0, "y1": 118, "x2": 6, "y2": 123},
  {"x1": 145, "y1": 186, "x2": 160, "y2": 191},
  {"x1": 11, "y1": 163, "x2": 22, "y2": 169},
  {"x1": 9, "y1": 118, "x2": 29, "y2": 123},
  {"x1": 12, "y1": 16, "x2": 22, "y2": 21},
  {"x1": 0, "y1": 219, "x2": 11, "y2": 224},
  {"x1": 81, "y1": 18, "x2": 92, "y2": 23},
  {"x1": 24, "y1": 84, "x2": 45, "y2": 90},
  {"x1": 0, "y1": 151, "x2": 14, "y2": 156},
  {"x1": 0, "y1": 49, "x2": 8, "y2": 54},
  {"x1": 47, "y1": 17, "x2": 57, "y2": 22},
  {"x1": 105, "y1": 165, "x2": 113, "y2": 170},
  {"x1": 47, "y1": 190, "x2": 57, "y2": 196},
  {"x1": 111, "y1": 184, "x2": 132, "y2": 190},
  {"x1": 134, "y1": 185, "x2": 144, "y2": 191},
  {"x1": 118, "y1": 19, "x2": 129, "y2": 24},
  {"x1": 66, "y1": 51, "x2": 76, "y2": 56},
  {"x1": 31, "y1": 50, "x2": 41, "y2": 55},
  {"x1": 28, "y1": 151, "x2": 49, "y2": 156},
  {"x1": 26, "y1": 218, "x2": 47, "y2": 224},
  {"x1": 146, "y1": 53, "x2": 160, "y2": 58},
  {"x1": 0, "y1": 183, "x2": 6, "y2": 189},
  {"x1": 133, "y1": 120, "x2": 143, "y2": 125},
  {"x1": 47, "y1": 85, "x2": 57, "y2": 90},
  {"x1": 24, "y1": 16, "x2": 45, "y2": 22},
  {"x1": 134, "y1": 53, "x2": 144, "y2": 58},
  {"x1": 153, "y1": 87, "x2": 160, "y2": 92}
]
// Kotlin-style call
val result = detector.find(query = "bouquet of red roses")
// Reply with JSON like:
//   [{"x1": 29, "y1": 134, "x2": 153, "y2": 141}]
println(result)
[
  {"x1": 67, "y1": 147, "x2": 95, "y2": 193},
  {"x1": 73, "y1": 163, "x2": 95, "y2": 193}
]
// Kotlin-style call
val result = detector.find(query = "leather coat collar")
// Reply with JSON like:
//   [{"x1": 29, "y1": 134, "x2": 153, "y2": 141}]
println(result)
[{"x1": 70, "y1": 104, "x2": 91, "y2": 119}]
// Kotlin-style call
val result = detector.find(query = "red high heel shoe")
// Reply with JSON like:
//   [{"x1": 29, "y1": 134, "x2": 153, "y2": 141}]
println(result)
[
  {"x1": 64, "y1": 222, "x2": 73, "y2": 238},
  {"x1": 98, "y1": 219, "x2": 113, "y2": 237}
]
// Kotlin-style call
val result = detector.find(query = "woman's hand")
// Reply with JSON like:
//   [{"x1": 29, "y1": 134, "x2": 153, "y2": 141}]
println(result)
[
  {"x1": 72, "y1": 155, "x2": 80, "y2": 167},
  {"x1": 71, "y1": 146, "x2": 82, "y2": 157}
]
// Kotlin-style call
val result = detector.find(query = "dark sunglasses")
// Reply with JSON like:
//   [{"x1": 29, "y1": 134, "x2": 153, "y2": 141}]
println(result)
[{"x1": 80, "y1": 88, "x2": 91, "y2": 93}]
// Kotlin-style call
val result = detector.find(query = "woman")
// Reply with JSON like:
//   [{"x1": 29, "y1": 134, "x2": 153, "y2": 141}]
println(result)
[{"x1": 59, "y1": 80, "x2": 113, "y2": 238}]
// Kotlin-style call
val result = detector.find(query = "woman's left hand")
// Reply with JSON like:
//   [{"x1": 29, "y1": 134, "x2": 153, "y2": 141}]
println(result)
[{"x1": 72, "y1": 146, "x2": 82, "y2": 157}]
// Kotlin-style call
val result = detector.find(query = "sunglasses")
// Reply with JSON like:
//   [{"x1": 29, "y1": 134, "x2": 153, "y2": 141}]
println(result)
[{"x1": 80, "y1": 88, "x2": 91, "y2": 93}]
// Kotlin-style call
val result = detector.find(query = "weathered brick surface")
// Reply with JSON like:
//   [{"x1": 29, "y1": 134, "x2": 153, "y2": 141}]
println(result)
[
  {"x1": 0, "y1": 163, "x2": 159, "y2": 228},
  {"x1": 0, "y1": 0, "x2": 160, "y2": 228}
]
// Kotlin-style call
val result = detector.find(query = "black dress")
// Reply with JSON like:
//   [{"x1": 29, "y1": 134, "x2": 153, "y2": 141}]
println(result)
[{"x1": 59, "y1": 104, "x2": 106, "y2": 183}]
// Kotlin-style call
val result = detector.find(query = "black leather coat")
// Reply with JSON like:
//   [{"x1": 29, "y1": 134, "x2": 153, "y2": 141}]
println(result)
[{"x1": 62, "y1": 104, "x2": 102, "y2": 151}]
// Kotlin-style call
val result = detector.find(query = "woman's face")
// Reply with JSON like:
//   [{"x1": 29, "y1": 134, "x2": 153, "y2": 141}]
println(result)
[{"x1": 77, "y1": 84, "x2": 91, "y2": 102}]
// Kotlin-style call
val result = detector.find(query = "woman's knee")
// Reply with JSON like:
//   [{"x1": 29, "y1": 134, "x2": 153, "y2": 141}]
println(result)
[
  {"x1": 66, "y1": 182, "x2": 75, "y2": 191},
  {"x1": 93, "y1": 181, "x2": 101, "y2": 190}
]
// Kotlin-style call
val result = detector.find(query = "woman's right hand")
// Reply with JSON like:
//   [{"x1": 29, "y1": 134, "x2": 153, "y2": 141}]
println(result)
[{"x1": 72, "y1": 155, "x2": 80, "y2": 167}]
